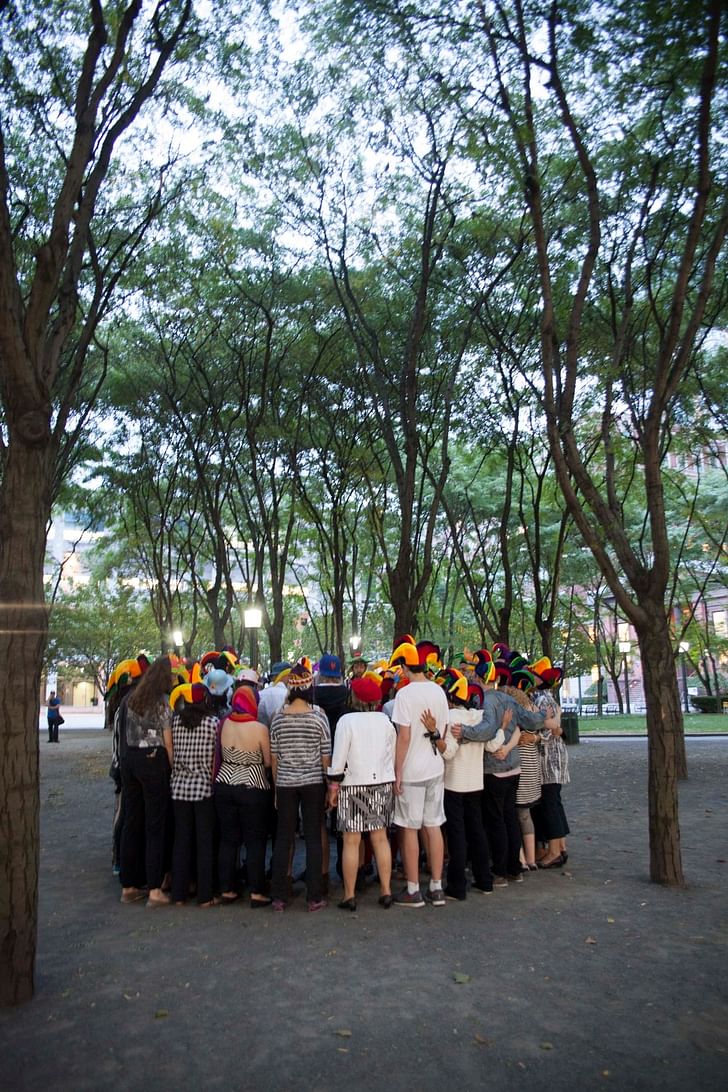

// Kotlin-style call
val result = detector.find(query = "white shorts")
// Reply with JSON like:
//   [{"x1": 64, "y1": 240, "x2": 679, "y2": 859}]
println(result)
[{"x1": 394, "y1": 775, "x2": 445, "y2": 829}]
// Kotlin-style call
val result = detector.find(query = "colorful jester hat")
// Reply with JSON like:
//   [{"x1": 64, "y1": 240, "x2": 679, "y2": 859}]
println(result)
[
  {"x1": 438, "y1": 666, "x2": 469, "y2": 705},
  {"x1": 169, "y1": 682, "x2": 208, "y2": 710},
  {"x1": 473, "y1": 648, "x2": 496, "y2": 685},
  {"x1": 416, "y1": 640, "x2": 442, "y2": 674}
]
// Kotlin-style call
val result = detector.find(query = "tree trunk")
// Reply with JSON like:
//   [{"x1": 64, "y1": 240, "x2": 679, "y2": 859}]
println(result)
[
  {"x1": 0, "y1": 433, "x2": 53, "y2": 1005},
  {"x1": 389, "y1": 564, "x2": 417, "y2": 641},
  {"x1": 637, "y1": 610, "x2": 686, "y2": 886}
]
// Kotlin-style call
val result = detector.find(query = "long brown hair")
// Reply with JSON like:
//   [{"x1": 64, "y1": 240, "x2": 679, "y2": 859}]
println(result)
[{"x1": 127, "y1": 655, "x2": 173, "y2": 716}]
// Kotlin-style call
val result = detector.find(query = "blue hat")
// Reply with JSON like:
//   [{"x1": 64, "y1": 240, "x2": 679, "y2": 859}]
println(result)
[
  {"x1": 270, "y1": 661, "x2": 292, "y2": 678},
  {"x1": 318, "y1": 653, "x2": 342, "y2": 678},
  {"x1": 203, "y1": 669, "x2": 234, "y2": 696}
]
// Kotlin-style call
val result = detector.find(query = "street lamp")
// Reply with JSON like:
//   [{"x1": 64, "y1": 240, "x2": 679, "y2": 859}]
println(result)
[
  {"x1": 618, "y1": 640, "x2": 631, "y2": 715},
  {"x1": 244, "y1": 607, "x2": 263, "y2": 672},
  {"x1": 172, "y1": 629, "x2": 184, "y2": 652},
  {"x1": 349, "y1": 634, "x2": 362, "y2": 656},
  {"x1": 678, "y1": 641, "x2": 690, "y2": 714}
]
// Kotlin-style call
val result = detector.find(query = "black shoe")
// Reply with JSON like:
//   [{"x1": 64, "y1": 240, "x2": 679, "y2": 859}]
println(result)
[
  {"x1": 337, "y1": 897, "x2": 357, "y2": 912},
  {"x1": 443, "y1": 887, "x2": 466, "y2": 902},
  {"x1": 378, "y1": 894, "x2": 393, "y2": 908}
]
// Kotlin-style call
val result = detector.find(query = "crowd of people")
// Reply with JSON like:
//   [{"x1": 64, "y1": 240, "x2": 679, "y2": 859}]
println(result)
[{"x1": 106, "y1": 636, "x2": 570, "y2": 912}]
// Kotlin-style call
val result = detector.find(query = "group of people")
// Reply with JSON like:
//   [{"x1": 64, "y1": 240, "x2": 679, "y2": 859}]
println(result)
[{"x1": 106, "y1": 636, "x2": 570, "y2": 912}]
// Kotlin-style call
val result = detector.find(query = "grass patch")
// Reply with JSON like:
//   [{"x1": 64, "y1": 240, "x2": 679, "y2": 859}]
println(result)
[{"x1": 577, "y1": 713, "x2": 728, "y2": 735}]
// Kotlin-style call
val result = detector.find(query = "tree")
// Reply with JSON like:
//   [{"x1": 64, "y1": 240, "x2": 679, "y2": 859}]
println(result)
[
  {"x1": 0, "y1": 0, "x2": 194, "y2": 1005},
  {"x1": 472, "y1": 0, "x2": 727, "y2": 883},
  {"x1": 45, "y1": 575, "x2": 160, "y2": 697}
]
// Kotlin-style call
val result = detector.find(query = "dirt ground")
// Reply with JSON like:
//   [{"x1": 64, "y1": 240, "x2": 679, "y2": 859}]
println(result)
[{"x1": 1, "y1": 732, "x2": 727, "y2": 1091}]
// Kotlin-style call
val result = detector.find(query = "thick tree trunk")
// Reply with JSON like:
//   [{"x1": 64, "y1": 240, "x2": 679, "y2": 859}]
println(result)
[
  {"x1": 389, "y1": 564, "x2": 417, "y2": 642},
  {"x1": 637, "y1": 610, "x2": 686, "y2": 887},
  {"x1": 0, "y1": 433, "x2": 53, "y2": 1005}
]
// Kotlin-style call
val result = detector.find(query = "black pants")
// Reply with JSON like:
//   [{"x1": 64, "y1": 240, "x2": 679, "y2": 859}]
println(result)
[
  {"x1": 532, "y1": 782, "x2": 570, "y2": 841},
  {"x1": 482, "y1": 773, "x2": 521, "y2": 878},
  {"x1": 172, "y1": 797, "x2": 216, "y2": 904},
  {"x1": 444, "y1": 788, "x2": 492, "y2": 898},
  {"x1": 271, "y1": 782, "x2": 325, "y2": 902},
  {"x1": 47, "y1": 716, "x2": 60, "y2": 743},
  {"x1": 120, "y1": 746, "x2": 170, "y2": 890},
  {"x1": 215, "y1": 782, "x2": 272, "y2": 895}
]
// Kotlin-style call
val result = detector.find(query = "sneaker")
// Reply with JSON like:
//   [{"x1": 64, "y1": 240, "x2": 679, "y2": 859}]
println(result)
[
  {"x1": 443, "y1": 887, "x2": 466, "y2": 902},
  {"x1": 425, "y1": 888, "x2": 446, "y2": 907},
  {"x1": 471, "y1": 884, "x2": 493, "y2": 894},
  {"x1": 394, "y1": 889, "x2": 425, "y2": 908},
  {"x1": 493, "y1": 876, "x2": 509, "y2": 888},
  {"x1": 508, "y1": 872, "x2": 524, "y2": 884}
]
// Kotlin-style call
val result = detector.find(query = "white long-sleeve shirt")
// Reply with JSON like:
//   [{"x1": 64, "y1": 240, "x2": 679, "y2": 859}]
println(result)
[
  {"x1": 327, "y1": 710, "x2": 396, "y2": 786},
  {"x1": 444, "y1": 708, "x2": 504, "y2": 793}
]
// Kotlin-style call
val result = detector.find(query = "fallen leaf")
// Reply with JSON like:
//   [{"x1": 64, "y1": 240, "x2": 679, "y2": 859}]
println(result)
[
  {"x1": 335, "y1": 1029, "x2": 352, "y2": 1038},
  {"x1": 540, "y1": 1042, "x2": 554, "y2": 1051},
  {"x1": 337, "y1": 1048, "x2": 348, "y2": 1054},
  {"x1": 453, "y1": 971, "x2": 471, "y2": 984},
  {"x1": 473, "y1": 1034, "x2": 493, "y2": 1046},
  {"x1": 585, "y1": 936, "x2": 597, "y2": 945},
  {"x1": 607, "y1": 917, "x2": 615, "y2": 924},
  {"x1": 154, "y1": 1009, "x2": 169, "y2": 1019}
]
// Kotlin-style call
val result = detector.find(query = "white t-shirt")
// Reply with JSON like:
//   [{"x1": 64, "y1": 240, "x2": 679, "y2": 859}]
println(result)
[{"x1": 392, "y1": 678, "x2": 449, "y2": 783}]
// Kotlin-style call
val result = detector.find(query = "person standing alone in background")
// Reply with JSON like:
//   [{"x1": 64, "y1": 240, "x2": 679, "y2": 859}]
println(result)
[{"x1": 47, "y1": 690, "x2": 62, "y2": 743}]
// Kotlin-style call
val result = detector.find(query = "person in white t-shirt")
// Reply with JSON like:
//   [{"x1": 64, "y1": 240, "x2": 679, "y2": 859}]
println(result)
[{"x1": 389, "y1": 642, "x2": 450, "y2": 908}]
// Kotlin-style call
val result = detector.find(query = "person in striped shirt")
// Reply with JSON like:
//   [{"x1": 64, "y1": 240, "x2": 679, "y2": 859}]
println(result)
[{"x1": 269, "y1": 663, "x2": 331, "y2": 912}]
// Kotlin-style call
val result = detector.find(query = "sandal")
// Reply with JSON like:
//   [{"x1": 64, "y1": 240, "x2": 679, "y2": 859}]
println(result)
[
  {"x1": 250, "y1": 896, "x2": 273, "y2": 908},
  {"x1": 221, "y1": 893, "x2": 240, "y2": 903}
]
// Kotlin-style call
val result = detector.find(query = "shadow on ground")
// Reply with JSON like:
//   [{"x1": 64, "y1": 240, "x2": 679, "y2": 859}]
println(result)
[{"x1": 1, "y1": 733, "x2": 727, "y2": 1091}]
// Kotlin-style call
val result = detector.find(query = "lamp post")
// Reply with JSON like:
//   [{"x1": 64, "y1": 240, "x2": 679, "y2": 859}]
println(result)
[
  {"x1": 678, "y1": 641, "x2": 690, "y2": 714},
  {"x1": 244, "y1": 606, "x2": 263, "y2": 672},
  {"x1": 172, "y1": 629, "x2": 184, "y2": 655},
  {"x1": 618, "y1": 640, "x2": 631, "y2": 715}
]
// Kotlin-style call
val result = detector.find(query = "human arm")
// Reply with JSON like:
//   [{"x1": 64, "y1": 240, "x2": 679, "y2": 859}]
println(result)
[
  {"x1": 421, "y1": 708, "x2": 454, "y2": 757},
  {"x1": 394, "y1": 723, "x2": 411, "y2": 794},
  {"x1": 459, "y1": 706, "x2": 505, "y2": 743},
  {"x1": 259, "y1": 724, "x2": 272, "y2": 767},
  {"x1": 163, "y1": 726, "x2": 173, "y2": 766},
  {"x1": 492, "y1": 725, "x2": 521, "y2": 761}
]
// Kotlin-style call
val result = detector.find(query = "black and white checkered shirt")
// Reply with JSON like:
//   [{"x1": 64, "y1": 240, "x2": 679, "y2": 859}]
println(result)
[{"x1": 170, "y1": 714, "x2": 218, "y2": 801}]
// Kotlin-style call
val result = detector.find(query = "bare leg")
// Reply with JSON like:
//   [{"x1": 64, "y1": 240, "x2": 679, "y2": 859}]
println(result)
[
  {"x1": 423, "y1": 826, "x2": 444, "y2": 884},
  {"x1": 341, "y1": 832, "x2": 361, "y2": 900},
  {"x1": 399, "y1": 827, "x2": 421, "y2": 887},
  {"x1": 369, "y1": 828, "x2": 392, "y2": 897}
]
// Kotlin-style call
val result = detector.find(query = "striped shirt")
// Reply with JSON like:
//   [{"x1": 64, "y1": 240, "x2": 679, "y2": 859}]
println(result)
[
  {"x1": 216, "y1": 745, "x2": 270, "y2": 791},
  {"x1": 532, "y1": 693, "x2": 570, "y2": 784},
  {"x1": 170, "y1": 714, "x2": 218, "y2": 801},
  {"x1": 516, "y1": 741, "x2": 542, "y2": 805},
  {"x1": 270, "y1": 706, "x2": 331, "y2": 787}
]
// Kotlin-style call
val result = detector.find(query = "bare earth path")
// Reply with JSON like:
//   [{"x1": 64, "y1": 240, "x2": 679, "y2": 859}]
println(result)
[{"x1": 1, "y1": 733, "x2": 726, "y2": 1091}]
